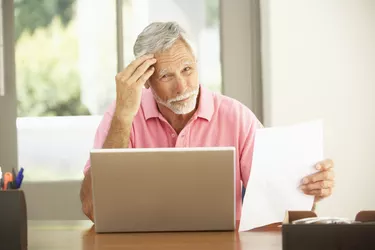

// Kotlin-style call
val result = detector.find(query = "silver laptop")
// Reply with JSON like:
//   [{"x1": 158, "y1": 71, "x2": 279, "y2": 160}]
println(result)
[{"x1": 90, "y1": 147, "x2": 236, "y2": 233}]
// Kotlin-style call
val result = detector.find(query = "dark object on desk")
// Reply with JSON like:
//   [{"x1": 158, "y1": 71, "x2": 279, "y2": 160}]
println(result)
[
  {"x1": 282, "y1": 210, "x2": 375, "y2": 250},
  {"x1": 0, "y1": 190, "x2": 27, "y2": 250}
]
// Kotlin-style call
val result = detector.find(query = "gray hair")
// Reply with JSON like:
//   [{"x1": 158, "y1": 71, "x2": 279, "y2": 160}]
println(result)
[{"x1": 133, "y1": 22, "x2": 196, "y2": 59}]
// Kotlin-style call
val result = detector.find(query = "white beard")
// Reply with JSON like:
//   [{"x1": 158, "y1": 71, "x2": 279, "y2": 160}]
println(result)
[{"x1": 152, "y1": 86, "x2": 199, "y2": 115}]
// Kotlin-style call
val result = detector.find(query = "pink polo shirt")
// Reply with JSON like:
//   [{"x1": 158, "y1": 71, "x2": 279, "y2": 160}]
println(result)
[{"x1": 84, "y1": 85, "x2": 261, "y2": 220}]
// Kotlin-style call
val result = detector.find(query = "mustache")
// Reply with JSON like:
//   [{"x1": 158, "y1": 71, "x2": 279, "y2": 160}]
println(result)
[{"x1": 168, "y1": 89, "x2": 199, "y2": 103}]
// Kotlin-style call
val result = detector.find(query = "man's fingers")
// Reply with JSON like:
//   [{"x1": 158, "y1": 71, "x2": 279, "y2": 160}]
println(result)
[
  {"x1": 121, "y1": 54, "x2": 155, "y2": 80},
  {"x1": 300, "y1": 159, "x2": 335, "y2": 203},
  {"x1": 136, "y1": 67, "x2": 155, "y2": 86},
  {"x1": 305, "y1": 188, "x2": 332, "y2": 198},
  {"x1": 301, "y1": 180, "x2": 334, "y2": 191},
  {"x1": 315, "y1": 158, "x2": 334, "y2": 171},
  {"x1": 128, "y1": 58, "x2": 157, "y2": 84},
  {"x1": 302, "y1": 169, "x2": 335, "y2": 184}
]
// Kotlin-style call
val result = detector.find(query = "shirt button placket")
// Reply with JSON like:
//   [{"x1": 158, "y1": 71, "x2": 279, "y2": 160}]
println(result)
[
  {"x1": 171, "y1": 133, "x2": 177, "y2": 147},
  {"x1": 182, "y1": 131, "x2": 189, "y2": 147}
]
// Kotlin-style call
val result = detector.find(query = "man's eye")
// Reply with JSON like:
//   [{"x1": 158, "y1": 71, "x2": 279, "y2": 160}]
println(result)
[
  {"x1": 184, "y1": 67, "x2": 191, "y2": 71},
  {"x1": 160, "y1": 75, "x2": 171, "y2": 81}
]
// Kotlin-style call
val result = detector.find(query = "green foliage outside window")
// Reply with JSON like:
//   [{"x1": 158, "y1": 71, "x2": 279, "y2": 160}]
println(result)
[{"x1": 15, "y1": 0, "x2": 90, "y2": 117}]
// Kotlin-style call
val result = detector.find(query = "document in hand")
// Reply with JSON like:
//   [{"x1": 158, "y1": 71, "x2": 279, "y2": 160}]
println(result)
[{"x1": 239, "y1": 120, "x2": 324, "y2": 231}]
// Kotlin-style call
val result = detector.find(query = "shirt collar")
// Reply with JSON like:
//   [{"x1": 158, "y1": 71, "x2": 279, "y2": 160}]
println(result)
[
  {"x1": 142, "y1": 85, "x2": 215, "y2": 121},
  {"x1": 141, "y1": 88, "x2": 159, "y2": 120},
  {"x1": 195, "y1": 85, "x2": 214, "y2": 121}
]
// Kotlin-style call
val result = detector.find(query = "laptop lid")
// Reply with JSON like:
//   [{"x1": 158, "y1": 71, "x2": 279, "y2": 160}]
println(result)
[{"x1": 90, "y1": 147, "x2": 236, "y2": 233}]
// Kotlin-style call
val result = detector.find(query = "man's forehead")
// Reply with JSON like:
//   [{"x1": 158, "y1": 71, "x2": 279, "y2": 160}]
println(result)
[
  {"x1": 157, "y1": 57, "x2": 192, "y2": 68},
  {"x1": 154, "y1": 40, "x2": 194, "y2": 69},
  {"x1": 155, "y1": 39, "x2": 192, "y2": 57},
  {"x1": 155, "y1": 56, "x2": 194, "y2": 75}
]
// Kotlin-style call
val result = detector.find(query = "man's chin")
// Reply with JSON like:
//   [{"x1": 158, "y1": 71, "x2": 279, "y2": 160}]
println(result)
[{"x1": 167, "y1": 101, "x2": 197, "y2": 115}]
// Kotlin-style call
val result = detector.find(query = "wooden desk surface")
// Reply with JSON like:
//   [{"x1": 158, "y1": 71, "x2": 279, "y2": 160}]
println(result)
[{"x1": 28, "y1": 220, "x2": 282, "y2": 250}]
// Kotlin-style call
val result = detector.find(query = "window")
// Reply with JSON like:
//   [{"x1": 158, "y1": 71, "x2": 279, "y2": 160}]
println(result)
[
  {"x1": 15, "y1": 0, "x2": 117, "y2": 181},
  {"x1": 15, "y1": 0, "x2": 222, "y2": 181}
]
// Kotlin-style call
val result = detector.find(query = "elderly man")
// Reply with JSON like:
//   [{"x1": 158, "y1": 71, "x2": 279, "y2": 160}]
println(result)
[{"x1": 80, "y1": 22, "x2": 335, "y2": 222}]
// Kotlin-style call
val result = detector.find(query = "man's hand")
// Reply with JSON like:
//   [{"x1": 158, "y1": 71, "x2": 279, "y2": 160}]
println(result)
[
  {"x1": 300, "y1": 159, "x2": 335, "y2": 203},
  {"x1": 115, "y1": 54, "x2": 156, "y2": 119}
]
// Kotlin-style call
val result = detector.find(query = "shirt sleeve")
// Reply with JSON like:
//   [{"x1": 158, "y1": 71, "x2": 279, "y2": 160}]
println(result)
[
  {"x1": 83, "y1": 102, "x2": 134, "y2": 175},
  {"x1": 239, "y1": 110, "x2": 263, "y2": 188}
]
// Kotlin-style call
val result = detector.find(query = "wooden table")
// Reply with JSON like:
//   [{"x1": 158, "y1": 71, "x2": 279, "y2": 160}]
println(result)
[{"x1": 28, "y1": 221, "x2": 282, "y2": 250}]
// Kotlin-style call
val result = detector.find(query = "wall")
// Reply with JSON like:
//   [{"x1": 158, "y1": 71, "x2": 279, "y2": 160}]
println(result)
[
  {"x1": 0, "y1": 0, "x2": 18, "y2": 173},
  {"x1": 261, "y1": 0, "x2": 375, "y2": 218}
]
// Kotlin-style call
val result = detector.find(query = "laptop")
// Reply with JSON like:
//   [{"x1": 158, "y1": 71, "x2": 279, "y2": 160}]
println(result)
[{"x1": 90, "y1": 147, "x2": 236, "y2": 233}]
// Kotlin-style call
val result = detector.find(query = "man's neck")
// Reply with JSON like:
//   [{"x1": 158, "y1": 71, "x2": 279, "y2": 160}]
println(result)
[{"x1": 157, "y1": 104, "x2": 196, "y2": 134}]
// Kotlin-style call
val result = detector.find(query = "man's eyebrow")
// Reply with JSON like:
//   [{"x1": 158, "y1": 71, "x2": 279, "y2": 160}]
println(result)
[
  {"x1": 158, "y1": 61, "x2": 194, "y2": 77},
  {"x1": 182, "y1": 61, "x2": 194, "y2": 67},
  {"x1": 158, "y1": 68, "x2": 168, "y2": 77}
]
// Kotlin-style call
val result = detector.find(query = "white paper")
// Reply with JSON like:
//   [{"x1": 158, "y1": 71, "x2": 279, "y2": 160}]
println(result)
[{"x1": 239, "y1": 120, "x2": 323, "y2": 231}]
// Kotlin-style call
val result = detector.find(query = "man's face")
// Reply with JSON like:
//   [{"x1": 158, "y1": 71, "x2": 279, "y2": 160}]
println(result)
[{"x1": 147, "y1": 39, "x2": 199, "y2": 115}]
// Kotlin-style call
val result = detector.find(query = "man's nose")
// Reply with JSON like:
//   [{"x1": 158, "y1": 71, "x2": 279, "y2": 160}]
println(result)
[{"x1": 175, "y1": 76, "x2": 187, "y2": 94}]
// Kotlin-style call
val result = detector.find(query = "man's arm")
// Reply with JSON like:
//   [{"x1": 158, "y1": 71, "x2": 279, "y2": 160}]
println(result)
[
  {"x1": 80, "y1": 116, "x2": 133, "y2": 221},
  {"x1": 80, "y1": 170, "x2": 94, "y2": 221},
  {"x1": 79, "y1": 54, "x2": 156, "y2": 222},
  {"x1": 102, "y1": 115, "x2": 133, "y2": 149}
]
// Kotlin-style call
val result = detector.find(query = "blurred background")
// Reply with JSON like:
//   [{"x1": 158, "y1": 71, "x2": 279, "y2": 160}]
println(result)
[{"x1": 1, "y1": 0, "x2": 374, "y2": 220}]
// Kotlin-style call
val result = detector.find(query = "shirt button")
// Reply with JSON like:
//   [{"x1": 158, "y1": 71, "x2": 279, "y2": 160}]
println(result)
[
  {"x1": 171, "y1": 134, "x2": 176, "y2": 138},
  {"x1": 181, "y1": 134, "x2": 185, "y2": 137}
]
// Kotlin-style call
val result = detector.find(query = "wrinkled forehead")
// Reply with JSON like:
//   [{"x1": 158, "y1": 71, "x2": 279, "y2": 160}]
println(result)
[{"x1": 154, "y1": 40, "x2": 195, "y2": 74}]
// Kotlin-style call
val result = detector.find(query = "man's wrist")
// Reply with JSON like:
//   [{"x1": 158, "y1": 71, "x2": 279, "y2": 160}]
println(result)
[
  {"x1": 312, "y1": 202, "x2": 317, "y2": 212},
  {"x1": 114, "y1": 108, "x2": 134, "y2": 124}
]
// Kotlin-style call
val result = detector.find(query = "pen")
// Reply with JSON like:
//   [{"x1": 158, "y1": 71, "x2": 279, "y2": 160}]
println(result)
[
  {"x1": 0, "y1": 167, "x2": 2, "y2": 190},
  {"x1": 16, "y1": 168, "x2": 24, "y2": 189},
  {"x1": 17, "y1": 175, "x2": 24, "y2": 189},
  {"x1": 3, "y1": 172, "x2": 13, "y2": 190},
  {"x1": 12, "y1": 167, "x2": 17, "y2": 189}
]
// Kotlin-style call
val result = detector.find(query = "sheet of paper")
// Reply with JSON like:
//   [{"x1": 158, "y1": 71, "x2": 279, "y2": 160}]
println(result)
[{"x1": 239, "y1": 120, "x2": 323, "y2": 231}]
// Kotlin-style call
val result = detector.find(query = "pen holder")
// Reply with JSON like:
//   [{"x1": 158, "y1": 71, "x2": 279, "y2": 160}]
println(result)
[{"x1": 0, "y1": 190, "x2": 27, "y2": 250}]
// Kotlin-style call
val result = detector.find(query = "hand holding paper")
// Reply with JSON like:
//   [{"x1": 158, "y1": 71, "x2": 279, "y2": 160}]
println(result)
[
  {"x1": 300, "y1": 158, "x2": 335, "y2": 203},
  {"x1": 239, "y1": 120, "x2": 324, "y2": 231}
]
